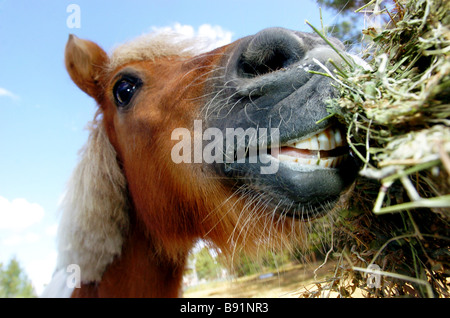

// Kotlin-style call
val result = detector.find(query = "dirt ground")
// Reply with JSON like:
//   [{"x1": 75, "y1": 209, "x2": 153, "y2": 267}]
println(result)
[{"x1": 183, "y1": 261, "x2": 344, "y2": 298}]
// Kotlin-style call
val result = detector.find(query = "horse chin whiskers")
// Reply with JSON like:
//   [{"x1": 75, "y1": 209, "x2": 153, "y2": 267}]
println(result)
[{"x1": 217, "y1": 183, "x2": 335, "y2": 268}]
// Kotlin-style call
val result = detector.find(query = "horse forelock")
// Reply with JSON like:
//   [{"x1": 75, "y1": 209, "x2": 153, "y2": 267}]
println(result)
[{"x1": 108, "y1": 31, "x2": 209, "y2": 71}]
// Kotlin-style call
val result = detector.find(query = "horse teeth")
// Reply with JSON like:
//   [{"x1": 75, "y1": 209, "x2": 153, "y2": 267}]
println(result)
[
  {"x1": 291, "y1": 127, "x2": 344, "y2": 151},
  {"x1": 277, "y1": 127, "x2": 347, "y2": 169},
  {"x1": 318, "y1": 132, "x2": 331, "y2": 150},
  {"x1": 278, "y1": 156, "x2": 348, "y2": 170},
  {"x1": 309, "y1": 137, "x2": 320, "y2": 150},
  {"x1": 294, "y1": 138, "x2": 311, "y2": 150},
  {"x1": 334, "y1": 129, "x2": 342, "y2": 147}
]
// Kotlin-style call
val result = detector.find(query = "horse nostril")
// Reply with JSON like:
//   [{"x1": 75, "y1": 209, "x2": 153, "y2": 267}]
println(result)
[
  {"x1": 238, "y1": 28, "x2": 304, "y2": 78},
  {"x1": 240, "y1": 48, "x2": 292, "y2": 77}
]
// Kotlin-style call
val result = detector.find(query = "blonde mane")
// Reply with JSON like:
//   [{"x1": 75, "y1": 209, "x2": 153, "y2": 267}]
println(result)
[
  {"x1": 108, "y1": 31, "x2": 208, "y2": 71},
  {"x1": 56, "y1": 115, "x2": 128, "y2": 282}
]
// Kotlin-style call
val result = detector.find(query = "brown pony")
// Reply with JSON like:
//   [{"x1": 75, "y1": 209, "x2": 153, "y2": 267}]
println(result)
[{"x1": 44, "y1": 28, "x2": 358, "y2": 297}]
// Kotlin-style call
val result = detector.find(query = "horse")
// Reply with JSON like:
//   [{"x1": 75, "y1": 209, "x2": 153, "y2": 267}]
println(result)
[{"x1": 43, "y1": 27, "x2": 359, "y2": 297}]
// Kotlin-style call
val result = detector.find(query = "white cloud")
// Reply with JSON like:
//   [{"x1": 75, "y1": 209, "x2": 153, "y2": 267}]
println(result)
[
  {"x1": 26, "y1": 251, "x2": 57, "y2": 296},
  {"x1": 197, "y1": 24, "x2": 233, "y2": 49},
  {"x1": 2, "y1": 232, "x2": 40, "y2": 247},
  {"x1": 170, "y1": 23, "x2": 196, "y2": 37},
  {"x1": 0, "y1": 197, "x2": 45, "y2": 230},
  {"x1": 152, "y1": 23, "x2": 233, "y2": 51},
  {"x1": 0, "y1": 87, "x2": 19, "y2": 100},
  {"x1": 45, "y1": 223, "x2": 58, "y2": 237},
  {"x1": 0, "y1": 196, "x2": 54, "y2": 296}
]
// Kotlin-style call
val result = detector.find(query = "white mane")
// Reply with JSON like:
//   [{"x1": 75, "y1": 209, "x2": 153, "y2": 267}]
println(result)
[
  {"x1": 108, "y1": 31, "x2": 209, "y2": 71},
  {"x1": 55, "y1": 116, "x2": 129, "y2": 283}
]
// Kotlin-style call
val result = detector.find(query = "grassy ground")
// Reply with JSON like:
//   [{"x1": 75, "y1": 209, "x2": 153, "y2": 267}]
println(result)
[{"x1": 182, "y1": 261, "x2": 347, "y2": 298}]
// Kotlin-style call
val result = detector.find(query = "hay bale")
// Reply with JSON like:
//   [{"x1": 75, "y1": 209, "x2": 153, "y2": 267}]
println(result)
[{"x1": 304, "y1": 0, "x2": 449, "y2": 298}]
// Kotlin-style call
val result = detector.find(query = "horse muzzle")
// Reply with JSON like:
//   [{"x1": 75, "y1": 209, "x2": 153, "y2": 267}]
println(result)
[{"x1": 203, "y1": 27, "x2": 359, "y2": 219}]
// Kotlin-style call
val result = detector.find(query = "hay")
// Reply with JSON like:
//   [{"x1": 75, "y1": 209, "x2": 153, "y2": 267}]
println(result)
[{"x1": 302, "y1": 0, "x2": 449, "y2": 298}]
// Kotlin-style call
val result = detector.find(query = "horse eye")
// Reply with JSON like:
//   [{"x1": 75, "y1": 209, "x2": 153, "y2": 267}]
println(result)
[{"x1": 113, "y1": 76, "x2": 142, "y2": 108}]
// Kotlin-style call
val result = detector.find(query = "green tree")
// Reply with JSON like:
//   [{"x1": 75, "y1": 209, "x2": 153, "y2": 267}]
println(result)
[
  {"x1": 0, "y1": 257, "x2": 36, "y2": 298},
  {"x1": 317, "y1": 0, "x2": 395, "y2": 49},
  {"x1": 195, "y1": 248, "x2": 222, "y2": 280},
  {"x1": 234, "y1": 250, "x2": 292, "y2": 277},
  {"x1": 317, "y1": 0, "x2": 365, "y2": 48}
]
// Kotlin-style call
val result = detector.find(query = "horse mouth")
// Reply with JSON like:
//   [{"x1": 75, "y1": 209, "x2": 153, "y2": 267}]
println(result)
[
  {"x1": 215, "y1": 124, "x2": 357, "y2": 220},
  {"x1": 273, "y1": 126, "x2": 349, "y2": 170}
]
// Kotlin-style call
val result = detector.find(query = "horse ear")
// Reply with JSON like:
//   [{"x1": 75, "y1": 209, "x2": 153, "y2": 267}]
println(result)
[{"x1": 65, "y1": 34, "x2": 109, "y2": 99}]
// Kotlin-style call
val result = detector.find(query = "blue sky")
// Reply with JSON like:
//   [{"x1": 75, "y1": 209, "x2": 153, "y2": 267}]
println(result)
[{"x1": 0, "y1": 0, "x2": 346, "y2": 295}]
